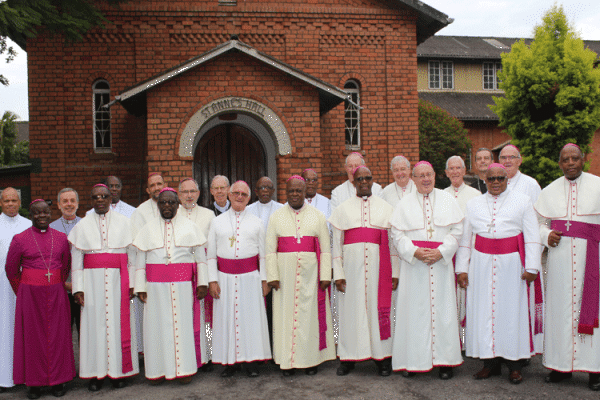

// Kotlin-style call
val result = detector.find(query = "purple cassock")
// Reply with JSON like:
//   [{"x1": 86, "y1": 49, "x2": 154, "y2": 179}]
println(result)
[{"x1": 5, "y1": 226, "x2": 75, "y2": 387}]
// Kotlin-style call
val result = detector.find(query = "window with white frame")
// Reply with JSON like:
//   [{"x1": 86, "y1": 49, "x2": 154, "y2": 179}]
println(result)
[
  {"x1": 344, "y1": 80, "x2": 360, "y2": 149},
  {"x1": 483, "y1": 62, "x2": 502, "y2": 90},
  {"x1": 93, "y1": 79, "x2": 111, "y2": 151},
  {"x1": 428, "y1": 61, "x2": 453, "y2": 89}
]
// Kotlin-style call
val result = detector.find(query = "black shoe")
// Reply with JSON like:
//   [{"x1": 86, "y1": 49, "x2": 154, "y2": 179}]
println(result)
[
  {"x1": 246, "y1": 363, "x2": 260, "y2": 378},
  {"x1": 336, "y1": 362, "x2": 355, "y2": 376},
  {"x1": 377, "y1": 360, "x2": 392, "y2": 377},
  {"x1": 439, "y1": 367, "x2": 453, "y2": 380},
  {"x1": 111, "y1": 378, "x2": 127, "y2": 389},
  {"x1": 545, "y1": 370, "x2": 572, "y2": 383},
  {"x1": 589, "y1": 373, "x2": 600, "y2": 391},
  {"x1": 88, "y1": 378, "x2": 104, "y2": 392},
  {"x1": 51, "y1": 383, "x2": 67, "y2": 397},
  {"x1": 305, "y1": 366, "x2": 318, "y2": 376},
  {"x1": 402, "y1": 371, "x2": 416, "y2": 378},
  {"x1": 27, "y1": 387, "x2": 42, "y2": 400},
  {"x1": 282, "y1": 369, "x2": 296, "y2": 376},
  {"x1": 201, "y1": 360, "x2": 214, "y2": 372},
  {"x1": 221, "y1": 365, "x2": 238, "y2": 378}
]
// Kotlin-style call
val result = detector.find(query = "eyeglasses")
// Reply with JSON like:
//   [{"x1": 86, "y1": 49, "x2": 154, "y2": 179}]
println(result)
[
  {"x1": 486, "y1": 176, "x2": 506, "y2": 182},
  {"x1": 258, "y1": 186, "x2": 274, "y2": 191},
  {"x1": 91, "y1": 194, "x2": 110, "y2": 200},
  {"x1": 413, "y1": 173, "x2": 434, "y2": 179},
  {"x1": 499, "y1": 155, "x2": 519, "y2": 161},
  {"x1": 158, "y1": 200, "x2": 178, "y2": 206},
  {"x1": 304, "y1": 178, "x2": 318, "y2": 183},
  {"x1": 180, "y1": 190, "x2": 198, "y2": 195},
  {"x1": 355, "y1": 176, "x2": 373, "y2": 183},
  {"x1": 231, "y1": 191, "x2": 249, "y2": 198}
]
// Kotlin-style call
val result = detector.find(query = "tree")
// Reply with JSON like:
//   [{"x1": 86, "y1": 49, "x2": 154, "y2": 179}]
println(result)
[
  {"x1": 0, "y1": 110, "x2": 18, "y2": 165},
  {"x1": 418, "y1": 100, "x2": 472, "y2": 188},
  {"x1": 0, "y1": 0, "x2": 126, "y2": 85},
  {"x1": 491, "y1": 5, "x2": 600, "y2": 188}
]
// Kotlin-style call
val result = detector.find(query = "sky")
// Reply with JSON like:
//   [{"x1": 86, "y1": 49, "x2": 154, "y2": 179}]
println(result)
[{"x1": 1, "y1": 0, "x2": 600, "y2": 121}]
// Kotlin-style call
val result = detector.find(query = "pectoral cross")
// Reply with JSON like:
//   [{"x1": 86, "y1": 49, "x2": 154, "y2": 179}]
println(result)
[
  {"x1": 565, "y1": 221, "x2": 572, "y2": 231},
  {"x1": 45, "y1": 270, "x2": 53, "y2": 282},
  {"x1": 427, "y1": 226, "x2": 435, "y2": 239},
  {"x1": 164, "y1": 254, "x2": 171, "y2": 264},
  {"x1": 229, "y1": 235, "x2": 236, "y2": 247},
  {"x1": 487, "y1": 221, "x2": 495, "y2": 232},
  {"x1": 297, "y1": 236, "x2": 302, "y2": 244}
]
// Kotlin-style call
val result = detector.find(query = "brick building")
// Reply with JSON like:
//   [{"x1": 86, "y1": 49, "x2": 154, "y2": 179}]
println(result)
[
  {"x1": 416, "y1": 35, "x2": 600, "y2": 175},
  {"x1": 25, "y1": 0, "x2": 451, "y2": 215}
]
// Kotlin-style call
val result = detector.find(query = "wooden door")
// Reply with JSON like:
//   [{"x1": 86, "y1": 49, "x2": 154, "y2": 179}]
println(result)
[{"x1": 195, "y1": 123, "x2": 266, "y2": 207}]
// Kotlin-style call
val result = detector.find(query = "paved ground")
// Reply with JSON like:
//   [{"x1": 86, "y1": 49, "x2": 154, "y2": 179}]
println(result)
[{"x1": 1, "y1": 354, "x2": 599, "y2": 400}]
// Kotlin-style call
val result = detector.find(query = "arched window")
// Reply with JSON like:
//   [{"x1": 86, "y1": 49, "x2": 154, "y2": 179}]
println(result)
[
  {"x1": 93, "y1": 80, "x2": 111, "y2": 151},
  {"x1": 344, "y1": 80, "x2": 360, "y2": 150}
]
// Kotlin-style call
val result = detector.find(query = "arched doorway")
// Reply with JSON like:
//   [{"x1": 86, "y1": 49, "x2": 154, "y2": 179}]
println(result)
[{"x1": 195, "y1": 120, "x2": 266, "y2": 207}]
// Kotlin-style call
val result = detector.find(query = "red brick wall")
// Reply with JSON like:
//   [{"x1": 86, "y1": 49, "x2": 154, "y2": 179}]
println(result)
[{"x1": 27, "y1": 0, "x2": 421, "y2": 217}]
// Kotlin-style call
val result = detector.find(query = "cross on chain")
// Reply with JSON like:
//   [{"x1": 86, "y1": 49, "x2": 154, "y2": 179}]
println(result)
[
  {"x1": 45, "y1": 271, "x2": 53, "y2": 282},
  {"x1": 487, "y1": 221, "x2": 495, "y2": 233},
  {"x1": 565, "y1": 221, "x2": 572, "y2": 231},
  {"x1": 229, "y1": 235, "x2": 236, "y2": 247},
  {"x1": 427, "y1": 226, "x2": 435, "y2": 239}
]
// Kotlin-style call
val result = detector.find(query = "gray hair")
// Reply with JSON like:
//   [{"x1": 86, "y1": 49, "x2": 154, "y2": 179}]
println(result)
[
  {"x1": 500, "y1": 145, "x2": 521, "y2": 158},
  {"x1": 445, "y1": 155, "x2": 465, "y2": 169},
  {"x1": 57, "y1": 188, "x2": 79, "y2": 203},
  {"x1": 229, "y1": 180, "x2": 250, "y2": 194},
  {"x1": 211, "y1": 175, "x2": 230, "y2": 187},
  {"x1": 345, "y1": 152, "x2": 365, "y2": 166},
  {"x1": 390, "y1": 155, "x2": 410, "y2": 170},
  {"x1": 178, "y1": 178, "x2": 199, "y2": 192}
]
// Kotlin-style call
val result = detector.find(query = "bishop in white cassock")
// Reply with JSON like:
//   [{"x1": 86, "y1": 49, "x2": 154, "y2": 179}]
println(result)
[
  {"x1": 266, "y1": 176, "x2": 335, "y2": 375},
  {"x1": 444, "y1": 156, "x2": 481, "y2": 347},
  {"x1": 331, "y1": 152, "x2": 382, "y2": 212},
  {"x1": 500, "y1": 145, "x2": 544, "y2": 354},
  {"x1": 535, "y1": 144, "x2": 600, "y2": 390},
  {"x1": 134, "y1": 188, "x2": 208, "y2": 383},
  {"x1": 302, "y1": 169, "x2": 331, "y2": 220},
  {"x1": 0, "y1": 188, "x2": 31, "y2": 391},
  {"x1": 130, "y1": 173, "x2": 165, "y2": 355},
  {"x1": 329, "y1": 166, "x2": 399, "y2": 377},
  {"x1": 178, "y1": 178, "x2": 215, "y2": 371},
  {"x1": 208, "y1": 181, "x2": 271, "y2": 378},
  {"x1": 455, "y1": 164, "x2": 541, "y2": 385},
  {"x1": 381, "y1": 155, "x2": 416, "y2": 208},
  {"x1": 69, "y1": 185, "x2": 138, "y2": 392},
  {"x1": 390, "y1": 162, "x2": 463, "y2": 379}
]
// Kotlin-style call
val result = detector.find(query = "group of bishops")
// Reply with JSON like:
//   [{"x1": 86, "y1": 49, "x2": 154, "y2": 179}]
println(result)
[{"x1": 0, "y1": 141, "x2": 599, "y2": 398}]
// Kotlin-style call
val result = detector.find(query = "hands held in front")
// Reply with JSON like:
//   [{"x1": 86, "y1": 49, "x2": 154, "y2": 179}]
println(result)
[
  {"x1": 414, "y1": 248, "x2": 443, "y2": 265},
  {"x1": 521, "y1": 271, "x2": 538, "y2": 283}
]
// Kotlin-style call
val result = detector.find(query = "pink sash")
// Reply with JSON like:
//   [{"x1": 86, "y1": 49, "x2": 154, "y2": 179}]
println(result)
[
  {"x1": 20, "y1": 268, "x2": 64, "y2": 286},
  {"x1": 474, "y1": 233, "x2": 543, "y2": 350},
  {"x1": 217, "y1": 255, "x2": 259, "y2": 274},
  {"x1": 344, "y1": 227, "x2": 392, "y2": 341},
  {"x1": 146, "y1": 263, "x2": 202, "y2": 368},
  {"x1": 277, "y1": 236, "x2": 328, "y2": 351},
  {"x1": 84, "y1": 253, "x2": 133, "y2": 374},
  {"x1": 552, "y1": 220, "x2": 600, "y2": 334}
]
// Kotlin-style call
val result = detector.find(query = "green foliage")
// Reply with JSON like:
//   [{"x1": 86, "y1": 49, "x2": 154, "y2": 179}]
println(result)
[
  {"x1": 12, "y1": 140, "x2": 29, "y2": 165},
  {"x1": 491, "y1": 4, "x2": 600, "y2": 187},
  {"x1": 419, "y1": 100, "x2": 472, "y2": 188},
  {"x1": 0, "y1": 110, "x2": 18, "y2": 165},
  {"x1": 0, "y1": 0, "x2": 127, "y2": 85}
]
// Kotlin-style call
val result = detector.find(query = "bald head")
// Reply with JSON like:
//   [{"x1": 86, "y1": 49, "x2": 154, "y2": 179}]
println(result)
[
  {"x1": 1, "y1": 187, "x2": 21, "y2": 217},
  {"x1": 255, "y1": 176, "x2": 275, "y2": 204},
  {"x1": 230, "y1": 181, "x2": 251, "y2": 212}
]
